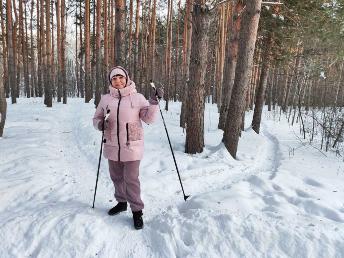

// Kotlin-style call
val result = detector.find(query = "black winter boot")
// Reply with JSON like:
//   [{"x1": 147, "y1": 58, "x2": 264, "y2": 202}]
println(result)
[
  {"x1": 108, "y1": 202, "x2": 127, "y2": 216},
  {"x1": 132, "y1": 210, "x2": 144, "y2": 230}
]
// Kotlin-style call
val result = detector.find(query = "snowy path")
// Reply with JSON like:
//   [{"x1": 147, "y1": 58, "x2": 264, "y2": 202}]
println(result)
[{"x1": 1, "y1": 98, "x2": 343, "y2": 258}]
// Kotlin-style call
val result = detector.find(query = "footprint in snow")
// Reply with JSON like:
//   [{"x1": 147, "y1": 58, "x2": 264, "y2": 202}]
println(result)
[
  {"x1": 295, "y1": 189, "x2": 312, "y2": 198},
  {"x1": 303, "y1": 178, "x2": 324, "y2": 188},
  {"x1": 272, "y1": 183, "x2": 282, "y2": 191}
]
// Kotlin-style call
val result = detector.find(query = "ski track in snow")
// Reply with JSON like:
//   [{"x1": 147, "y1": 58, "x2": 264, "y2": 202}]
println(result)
[{"x1": 1, "y1": 99, "x2": 344, "y2": 258}]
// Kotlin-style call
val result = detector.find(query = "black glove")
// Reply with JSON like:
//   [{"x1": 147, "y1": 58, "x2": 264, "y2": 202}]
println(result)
[
  {"x1": 151, "y1": 87, "x2": 164, "y2": 100},
  {"x1": 97, "y1": 120, "x2": 109, "y2": 131}
]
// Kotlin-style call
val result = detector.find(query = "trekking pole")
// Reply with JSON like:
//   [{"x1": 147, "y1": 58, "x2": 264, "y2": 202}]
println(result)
[
  {"x1": 150, "y1": 82, "x2": 190, "y2": 201},
  {"x1": 92, "y1": 109, "x2": 110, "y2": 208}
]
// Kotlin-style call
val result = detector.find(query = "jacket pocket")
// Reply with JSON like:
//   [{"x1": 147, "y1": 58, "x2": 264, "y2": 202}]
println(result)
[{"x1": 126, "y1": 122, "x2": 143, "y2": 142}]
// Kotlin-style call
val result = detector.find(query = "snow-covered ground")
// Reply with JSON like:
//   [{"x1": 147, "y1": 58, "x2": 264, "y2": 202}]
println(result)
[{"x1": 1, "y1": 98, "x2": 343, "y2": 258}]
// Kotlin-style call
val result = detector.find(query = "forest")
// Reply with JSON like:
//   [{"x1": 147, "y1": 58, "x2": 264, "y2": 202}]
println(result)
[
  {"x1": 0, "y1": 0, "x2": 344, "y2": 158},
  {"x1": 1, "y1": 1, "x2": 344, "y2": 257}
]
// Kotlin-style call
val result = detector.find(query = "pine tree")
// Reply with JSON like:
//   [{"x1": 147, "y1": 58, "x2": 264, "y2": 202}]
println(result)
[
  {"x1": 185, "y1": 0, "x2": 211, "y2": 154},
  {"x1": 223, "y1": 0, "x2": 262, "y2": 158},
  {"x1": 6, "y1": 0, "x2": 16, "y2": 104}
]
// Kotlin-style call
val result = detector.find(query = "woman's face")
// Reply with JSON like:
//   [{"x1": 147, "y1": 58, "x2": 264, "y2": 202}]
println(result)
[{"x1": 111, "y1": 75, "x2": 126, "y2": 89}]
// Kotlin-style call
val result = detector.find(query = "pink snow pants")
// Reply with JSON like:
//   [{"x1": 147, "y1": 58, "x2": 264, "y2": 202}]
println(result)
[{"x1": 108, "y1": 160, "x2": 144, "y2": 211}]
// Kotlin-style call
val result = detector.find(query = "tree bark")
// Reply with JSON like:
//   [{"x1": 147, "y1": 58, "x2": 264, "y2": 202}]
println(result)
[
  {"x1": 30, "y1": 0, "x2": 37, "y2": 97},
  {"x1": 0, "y1": 0, "x2": 9, "y2": 98},
  {"x1": 85, "y1": 0, "x2": 92, "y2": 102},
  {"x1": 185, "y1": 0, "x2": 211, "y2": 154},
  {"x1": 110, "y1": 0, "x2": 115, "y2": 67},
  {"x1": 283, "y1": 44, "x2": 301, "y2": 112},
  {"x1": 56, "y1": 0, "x2": 61, "y2": 102},
  {"x1": 0, "y1": 56, "x2": 6, "y2": 137},
  {"x1": 12, "y1": 0, "x2": 20, "y2": 97},
  {"x1": 37, "y1": 0, "x2": 43, "y2": 97},
  {"x1": 149, "y1": 0, "x2": 157, "y2": 83},
  {"x1": 40, "y1": 0, "x2": 46, "y2": 102},
  {"x1": 133, "y1": 0, "x2": 140, "y2": 81},
  {"x1": 223, "y1": 0, "x2": 262, "y2": 158},
  {"x1": 180, "y1": 0, "x2": 193, "y2": 128},
  {"x1": 128, "y1": 0, "x2": 134, "y2": 73},
  {"x1": 252, "y1": 32, "x2": 273, "y2": 134},
  {"x1": 103, "y1": 0, "x2": 109, "y2": 93},
  {"x1": 95, "y1": 0, "x2": 102, "y2": 106},
  {"x1": 78, "y1": 0, "x2": 84, "y2": 98},
  {"x1": 218, "y1": 1, "x2": 244, "y2": 130},
  {"x1": 214, "y1": 3, "x2": 227, "y2": 108},
  {"x1": 6, "y1": 0, "x2": 16, "y2": 103},
  {"x1": 44, "y1": 0, "x2": 52, "y2": 107},
  {"x1": 19, "y1": 0, "x2": 30, "y2": 98},
  {"x1": 115, "y1": 0, "x2": 126, "y2": 66},
  {"x1": 50, "y1": 0, "x2": 55, "y2": 98},
  {"x1": 91, "y1": 0, "x2": 96, "y2": 99},
  {"x1": 164, "y1": 0, "x2": 173, "y2": 111},
  {"x1": 174, "y1": 0, "x2": 181, "y2": 102},
  {"x1": 61, "y1": 0, "x2": 66, "y2": 103}
]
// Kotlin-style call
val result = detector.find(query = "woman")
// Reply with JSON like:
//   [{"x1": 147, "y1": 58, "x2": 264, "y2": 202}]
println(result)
[{"x1": 93, "y1": 66, "x2": 163, "y2": 230}]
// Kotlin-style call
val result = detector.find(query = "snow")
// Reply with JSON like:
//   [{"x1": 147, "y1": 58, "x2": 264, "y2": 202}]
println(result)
[{"x1": 1, "y1": 98, "x2": 343, "y2": 258}]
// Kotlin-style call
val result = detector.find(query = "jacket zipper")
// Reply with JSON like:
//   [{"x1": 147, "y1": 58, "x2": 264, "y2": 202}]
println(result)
[
  {"x1": 126, "y1": 123, "x2": 129, "y2": 146},
  {"x1": 117, "y1": 90, "x2": 122, "y2": 161}
]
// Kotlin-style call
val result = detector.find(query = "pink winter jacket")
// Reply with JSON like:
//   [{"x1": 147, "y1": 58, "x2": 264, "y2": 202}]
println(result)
[{"x1": 93, "y1": 80, "x2": 158, "y2": 162}]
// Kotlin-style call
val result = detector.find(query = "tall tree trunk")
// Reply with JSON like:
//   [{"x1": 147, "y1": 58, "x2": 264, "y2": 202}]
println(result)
[
  {"x1": 214, "y1": 3, "x2": 227, "y2": 108},
  {"x1": 149, "y1": 0, "x2": 157, "y2": 83},
  {"x1": 0, "y1": 56, "x2": 6, "y2": 137},
  {"x1": 133, "y1": 0, "x2": 140, "y2": 81},
  {"x1": 249, "y1": 48, "x2": 261, "y2": 110},
  {"x1": 12, "y1": 0, "x2": 20, "y2": 97},
  {"x1": 91, "y1": 0, "x2": 96, "y2": 97},
  {"x1": 103, "y1": 0, "x2": 109, "y2": 93},
  {"x1": 272, "y1": 65, "x2": 278, "y2": 110},
  {"x1": 25, "y1": 1, "x2": 30, "y2": 96},
  {"x1": 333, "y1": 63, "x2": 343, "y2": 108},
  {"x1": 37, "y1": 0, "x2": 43, "y2": 97},
  {"x1": 30, "y1": 0, "x2": 37, "y2": 97},
  {"x1": 40, "y1": 0, "x2": 46, "y2": 102},
  {"x1": 110, "y1": 0, "x2": 115, "y2": 67},
  {"x1": 50, "y1": 0, "x2": 55, "y2": 98},
  {"x1": 45, "y1": 0, "x2": 52, "y2": 107},
  {"x1": 75, "y1": 12, "x2": 79, "y2": 97},
  {"x1": 6, "y1": 0, "x2": 16, "y2": 103},
  {"x1": 94, "y1": 0, "x2": 102, "y2": 106},
  {"x1": 174, "y1": 0, "x2": 181, "y2": 101},
  {"x1": 19, "y1": 0, "x2": 30, "y2": 98},
  {"x1": 185, "y1": 0, "x2": 211, "y2": 154},
  {"x1": 85, "y1": 0, "x2": 92, "y2": 102},
  {"x1": 0, "y1": 0, "x2": 9, "y2": 98},
  {"x1": 78, "y1": 0, "x2": 84, "y2": 98},
  {"x1": 218, "y1": 1, "x2": 244, "y2": 130},
  {"x1": 164, "y1": 0, "x2": 173, "y2": 110},
  {"x1": 267, "y1": 65, "x2": 276, "y2": 111},
  {"x1": 252, "y1": 32, "x2": 273, "y2": 134},
  {"x1": 282, "y1": 44, "x2": 301, "y2": 112},
  {"x1": 180, "y1": 0, "x2": 193, "y2": 128},
  {"x1": 56, "y1": 0, "x2": 61, "y2": 102},
  {"x1": 139, "y1": 0, "x2": 149, "y2": 95},
  {"x1": 223, "y1": 0, "x2": 262, "y2": 158},
  {"x1": 279, "y1": 63, "x2": 289, "y2": 107},
  {"x1": 144, "y1": 0, "x2": 152, "y2": 97},
  {"x1": 128, "y1": 0, "x2": 134, "y2": 73},
  {"x1": 115, "y1": 0, "x2": 126, "y2": 66},
  {"x1": 61, "y1": 0, "x2": 66, "y2": 103}
]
